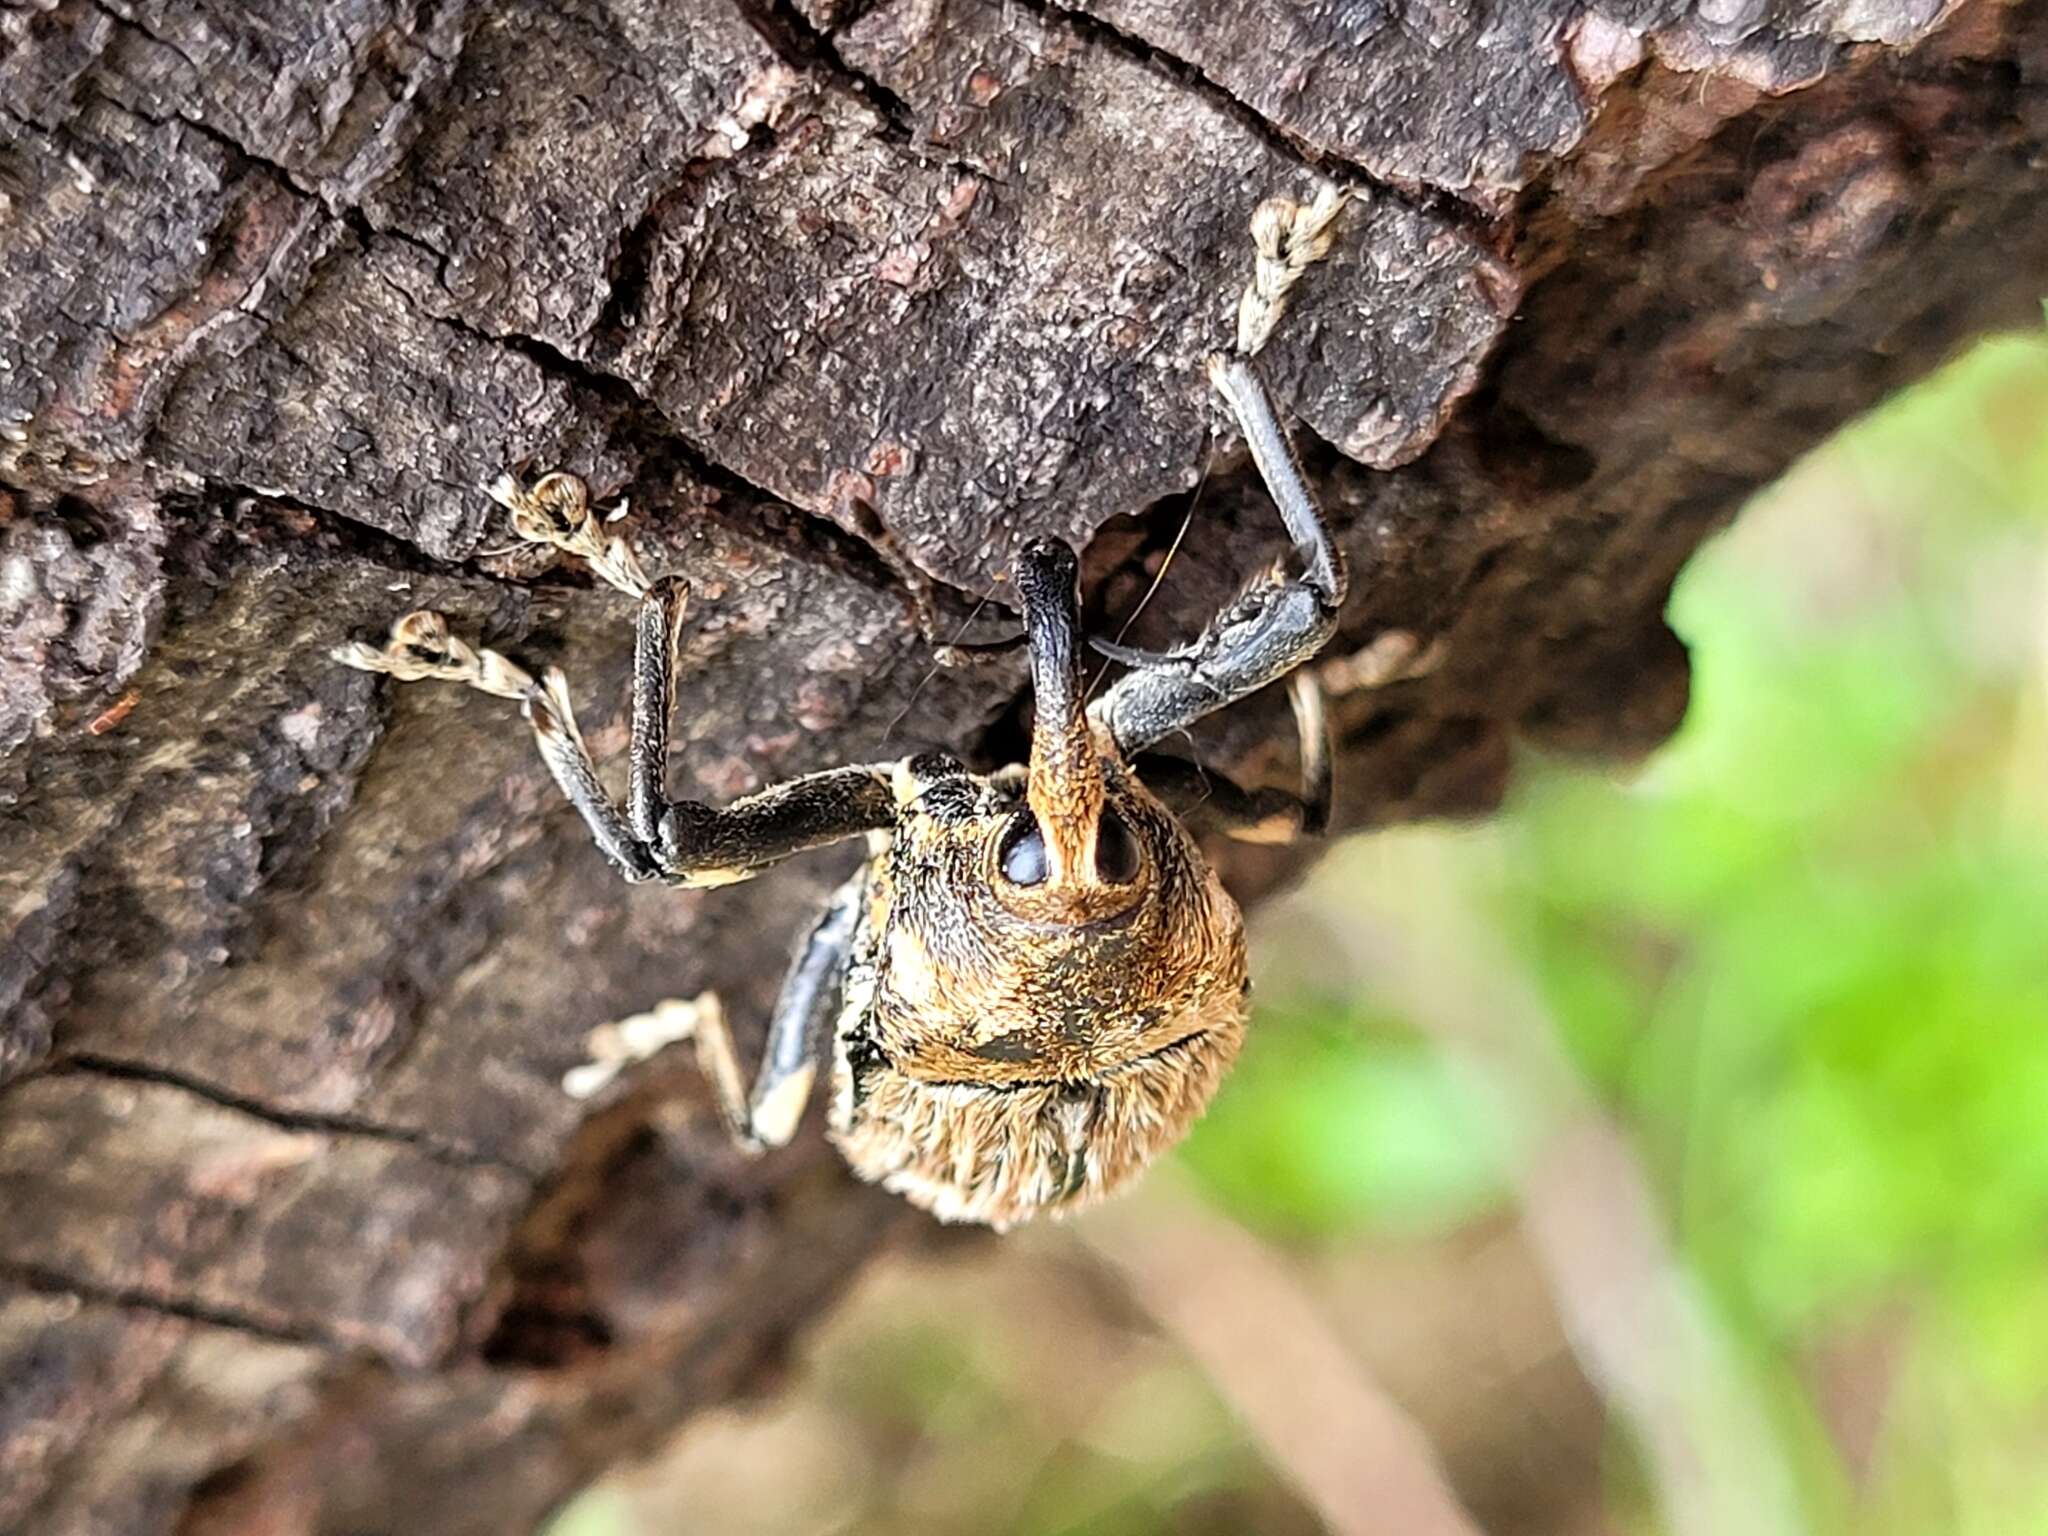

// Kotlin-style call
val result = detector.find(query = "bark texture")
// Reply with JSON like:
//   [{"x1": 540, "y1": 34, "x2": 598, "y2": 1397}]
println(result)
[{"x1": 2, "y1": 1, "x2": 2045, "y2": 1531}]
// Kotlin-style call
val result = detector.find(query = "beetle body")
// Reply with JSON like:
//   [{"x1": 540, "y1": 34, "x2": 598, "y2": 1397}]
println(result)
[{"x1": 825, "y1": 744, "x2": 1249, "y2": 1227}]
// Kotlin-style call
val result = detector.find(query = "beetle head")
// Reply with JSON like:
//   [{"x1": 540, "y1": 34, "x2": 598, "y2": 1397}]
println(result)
[{"x1": 837, "y1": 542, "x2": 1249, "y2": 1225}]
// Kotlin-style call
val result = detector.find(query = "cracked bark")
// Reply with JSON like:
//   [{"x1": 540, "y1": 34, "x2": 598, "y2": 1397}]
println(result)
[{"x1": 3, "y1": 1, "x2": 2045, "y2": 1532}]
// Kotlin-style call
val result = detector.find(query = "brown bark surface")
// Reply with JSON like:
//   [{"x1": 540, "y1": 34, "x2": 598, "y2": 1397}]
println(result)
[{"x1": 2, "y1": 2, "x2": 2045, "y2": 1531}]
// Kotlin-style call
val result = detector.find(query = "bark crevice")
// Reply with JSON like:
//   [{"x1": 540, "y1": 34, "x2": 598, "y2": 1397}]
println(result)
[
  {"x1": 49, "y1": 1056, "x2": 538, "y2": 1178},
  {"x1": 1, "y1": 1262, "x2": 350, "y2": 1355}
]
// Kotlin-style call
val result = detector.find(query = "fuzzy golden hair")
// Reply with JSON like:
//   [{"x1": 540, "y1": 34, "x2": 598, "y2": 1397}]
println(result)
[{"x1": 826, "y1": 733, "x2": 1250, "y2": 1228}]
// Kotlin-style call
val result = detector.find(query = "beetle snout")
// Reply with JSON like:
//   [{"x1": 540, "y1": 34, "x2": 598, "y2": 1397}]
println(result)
[{"x1": 1013, "y1": 539, "x2": 1112, "y2": 888}]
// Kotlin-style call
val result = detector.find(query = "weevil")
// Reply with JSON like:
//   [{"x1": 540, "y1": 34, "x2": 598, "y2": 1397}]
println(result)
[{"x1": 339, "y1": 193, "x2": 1366, "y2": 1228}]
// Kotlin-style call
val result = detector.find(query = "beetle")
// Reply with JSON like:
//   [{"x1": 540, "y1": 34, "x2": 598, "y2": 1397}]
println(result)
[{"x1": 338, "y1": 196, "x2": 1356, "y2": 1228}]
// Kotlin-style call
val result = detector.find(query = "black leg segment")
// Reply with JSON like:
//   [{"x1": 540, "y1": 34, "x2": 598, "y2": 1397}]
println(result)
[
  {"x1": 1134, "y1": 669, "x2": 1332, "y2": 842},
  {"x1": 747, "y1": 869, "x2": 867, "y2": 1146},
  {"x1": 524, "y1": 581, "x2": 898, "y2": 887},
  {"x1": 629, "y1": 575, "x2": 688, "y2": 847},
  {"x1": 1089, "y1": 357, "x2": 1346, "y2": 759}
]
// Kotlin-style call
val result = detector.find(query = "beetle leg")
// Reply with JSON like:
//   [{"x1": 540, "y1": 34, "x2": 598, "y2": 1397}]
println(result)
[
  {"x1": 609, "y1": 575, "x2": 899, "y2": 885},
  {"x1": 1208, "y1": 354, "x2": 1347, "y2": 607},
  {"x1": 738, "y1": 868, "x2": 867, "y2": 1148},
  {"x1": 627, "y1": 577, "x2": 684, "y2": 846},
  {"x1": 1288, "y1": 667, "x2": 1332, "y2": 837},
  {"x1": 1088, "y1": 355, "x2": 1347, "y2": 759},
  {"x1": 558, "y1": 880, "x2": 864, "y2": 1160},
  {"x1": 520, "y1": 659, "x2": 667, "y2": 880},
  {"x1": 1134, "y1": 670, "x2": 1331, "y2": 841},
  {"x1": 616, "y1": 870, "x2": 861, "y2": 1150},
  {"x1": 335, "y1": 568, "x2": 899, "y2": 889},
  {"x1": 486, "y1": 469, "x2": 650, "y2": 598},
  {"x1": 332, "y1": 608, "x2": 668, "y2": 879},
  {"x1": 1090, "y1": 186, "x2": 1355, "y2": 760}
]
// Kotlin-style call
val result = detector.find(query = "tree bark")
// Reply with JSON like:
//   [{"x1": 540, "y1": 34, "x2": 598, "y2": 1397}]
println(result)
[{"x1": 2, "y1": 1, "x2": 2044, "y2": 1531}]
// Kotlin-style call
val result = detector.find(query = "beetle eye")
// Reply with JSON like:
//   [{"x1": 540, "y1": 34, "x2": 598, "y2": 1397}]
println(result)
[
  {"x1": 999, "y1": 813, "x2": 1048, "y2": 886},
  {"x1": 1095, "y1": 807, "x2": 1141, "y2": 883}
]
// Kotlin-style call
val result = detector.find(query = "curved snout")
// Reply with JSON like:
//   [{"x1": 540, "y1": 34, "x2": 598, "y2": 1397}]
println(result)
[{"x1": 1014, "y1": 539, "x2": 1110, "y2": 889}]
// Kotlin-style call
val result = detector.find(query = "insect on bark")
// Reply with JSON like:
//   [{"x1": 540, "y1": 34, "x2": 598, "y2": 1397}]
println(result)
[{"x1": 338, "y1": 189, "x2": 1365, "y2": 1228}]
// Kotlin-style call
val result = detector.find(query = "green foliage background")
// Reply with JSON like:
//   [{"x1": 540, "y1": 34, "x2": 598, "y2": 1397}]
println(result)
[{"x1": 1181, "y1": 333, "x2": 2048, "y2": 1534}]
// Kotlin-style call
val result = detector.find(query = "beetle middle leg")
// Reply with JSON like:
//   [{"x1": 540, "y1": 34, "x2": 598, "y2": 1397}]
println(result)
[
  {"x1": 724, "y1": 867, "x2": 867, "y2": 1150},
  {"x1": 604, "y1": 869, "x2": 864, "y2": 1152},
  {"x1": 554, "y1": 870, "x2": 863, "y2": 1149}
]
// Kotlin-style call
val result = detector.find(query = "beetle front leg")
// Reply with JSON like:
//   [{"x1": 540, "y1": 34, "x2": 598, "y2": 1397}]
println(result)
[
  {"x1": 337, "y1": 491, "x2": 901, "y2": 886},
  {"x1": 1089, "y1": 355, "x2": 1346, "y2": 759},
  {"x1": 1134, "y1": 670, "x2": 1331, "y2": 841},
  {"x1": 611, "y1": 575, "x2": 898, "y2": 886}
]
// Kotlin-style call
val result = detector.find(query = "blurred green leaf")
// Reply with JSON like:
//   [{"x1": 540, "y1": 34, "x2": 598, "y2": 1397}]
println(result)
[
  {"x1": 1500, "y1": 331, "x2": 2048, "y2": 1530},
  {"x1": 1184, "y1": 329, "x2": 2048, "y2": 1531},
  {"x1": 1178, "y1": 1000, "x2": 1510, "y2": 1241},
  {"x1": 538, "y1": 1488, "x2": 634, "y2": 1536}
]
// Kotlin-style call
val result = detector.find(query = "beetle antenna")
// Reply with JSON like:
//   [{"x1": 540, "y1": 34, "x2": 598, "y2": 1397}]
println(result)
[
  {"x1": 881, "y1": 585, "x2": 1001, "y2": 747},
  {"x1": 1085, "y1": 481, "x2": 1200, "y2": 705}
]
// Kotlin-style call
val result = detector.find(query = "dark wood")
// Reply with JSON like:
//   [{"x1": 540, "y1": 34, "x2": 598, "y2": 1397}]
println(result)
[{"x1": 3, "y1": 1, "x2": 2045, "y2": 1531}]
